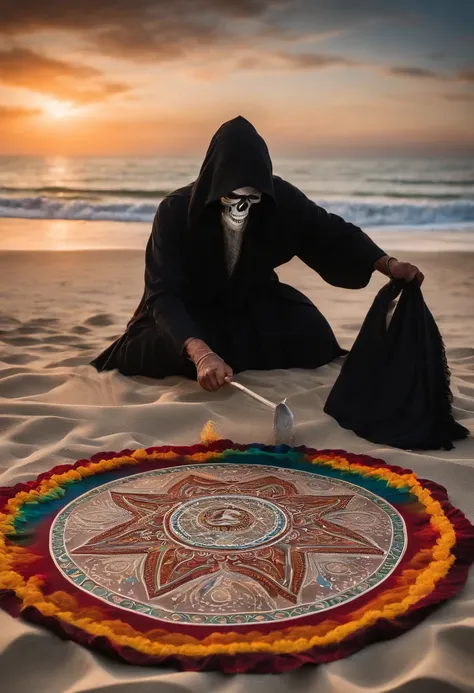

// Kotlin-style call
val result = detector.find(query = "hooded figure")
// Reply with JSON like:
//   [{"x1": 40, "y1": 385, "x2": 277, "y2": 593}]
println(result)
[{"x1": 91, "y1": 117, "x2": 405, "y2": 387}]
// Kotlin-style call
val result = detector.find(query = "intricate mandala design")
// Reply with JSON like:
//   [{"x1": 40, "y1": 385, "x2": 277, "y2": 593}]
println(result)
[
  {"x1": 1, "y1": 439, "x2": 473, "y2": 673},
  {"x1": 52, "y1": 464, "x2": 398, "y2": 622}
]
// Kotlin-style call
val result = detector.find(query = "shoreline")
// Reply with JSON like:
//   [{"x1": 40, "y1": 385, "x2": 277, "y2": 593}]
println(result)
[{"x1": 1, "y1": 217, "x2": 474, "y2": 252}]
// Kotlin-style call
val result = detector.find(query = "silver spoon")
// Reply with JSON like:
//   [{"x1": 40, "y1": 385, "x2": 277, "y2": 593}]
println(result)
[{"x1": 225, "y1": 378, "x2": 294, "y2": 445}]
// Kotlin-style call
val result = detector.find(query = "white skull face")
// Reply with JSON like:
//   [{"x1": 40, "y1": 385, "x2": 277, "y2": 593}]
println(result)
[{"x1": 220, "y1": 186, "x2": 262, "y2": 230}]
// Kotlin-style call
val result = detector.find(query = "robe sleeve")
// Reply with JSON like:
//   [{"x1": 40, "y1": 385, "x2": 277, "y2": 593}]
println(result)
[
  {"x1": 144, "y1": 196, "x2": 205, "y2": 355},
  {"x1": 284, "y1": 182, "x2": 387, "y2": 289}
]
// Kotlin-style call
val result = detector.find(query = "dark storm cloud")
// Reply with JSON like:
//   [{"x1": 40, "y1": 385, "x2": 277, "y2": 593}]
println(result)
[{"x1": 0, "y1": 48, "x2": 129, "y2": 102}]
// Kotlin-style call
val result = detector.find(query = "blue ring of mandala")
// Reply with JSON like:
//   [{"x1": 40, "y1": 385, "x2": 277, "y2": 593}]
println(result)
[
  {"x1": 166, "y1": 494, "x2": 288, "y2": 550},
  {"x1": 50, "y1": 462, "x2": 407, "y2": 626}
]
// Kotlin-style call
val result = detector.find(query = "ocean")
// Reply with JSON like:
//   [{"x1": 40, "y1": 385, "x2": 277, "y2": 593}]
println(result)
[{"x1": 1, "y1": 155, "x2": 473, "y2": 231}]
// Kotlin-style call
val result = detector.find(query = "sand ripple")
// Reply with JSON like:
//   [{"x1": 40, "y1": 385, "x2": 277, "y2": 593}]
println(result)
[{"x1": 0, "y1": 250, "x2": 472, "y2": 692}]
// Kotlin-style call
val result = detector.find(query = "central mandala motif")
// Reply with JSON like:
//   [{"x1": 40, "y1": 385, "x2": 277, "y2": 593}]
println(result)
[
  {"x1": 50, "y1": 463, "x2": 406, "y2": 624},
  {"x1": 168, "y1": 495, "x2": 287, "y2": 550}
]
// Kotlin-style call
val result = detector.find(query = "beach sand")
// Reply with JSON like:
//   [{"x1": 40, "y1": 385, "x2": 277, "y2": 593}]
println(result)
[{"x1": 0, "y1": 244, "x2": 473, "y2": 692}]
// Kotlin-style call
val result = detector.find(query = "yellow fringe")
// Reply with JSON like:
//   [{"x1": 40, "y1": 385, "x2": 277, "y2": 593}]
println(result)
[
  {"x1": 0, "y1": 445, "x2": 458, "y2": 658},
  {"x1": 200, "y1": 420, "x2": 220, "y2": 444}
]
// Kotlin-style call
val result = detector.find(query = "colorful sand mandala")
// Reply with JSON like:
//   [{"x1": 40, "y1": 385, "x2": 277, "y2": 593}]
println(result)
[{"x1": 1, "y1": 433, "x2": 473, "y2": 673}]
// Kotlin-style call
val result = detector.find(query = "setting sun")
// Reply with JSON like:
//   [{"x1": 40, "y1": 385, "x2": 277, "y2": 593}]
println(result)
[{"x1": 42, "y1": 99, "x2": 76, "y2": 120}]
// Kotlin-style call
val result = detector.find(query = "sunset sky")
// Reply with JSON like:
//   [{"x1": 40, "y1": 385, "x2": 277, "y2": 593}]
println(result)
[{"x1": 0, "y1": 0, "x2": 473, "y2": 157}]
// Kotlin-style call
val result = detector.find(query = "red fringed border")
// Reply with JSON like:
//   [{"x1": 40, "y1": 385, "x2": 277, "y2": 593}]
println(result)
[{"x1": 1, "y1": 442, "x2": 473, "y2": 673}]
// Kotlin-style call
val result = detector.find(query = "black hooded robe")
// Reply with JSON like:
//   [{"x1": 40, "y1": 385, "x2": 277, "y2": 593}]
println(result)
[
  {"x1": 323, "y1": 279, "x2": 469, "y2": 450},
  {"x1": 91, "y1": 117, "x2": 387, "y2": 379}
]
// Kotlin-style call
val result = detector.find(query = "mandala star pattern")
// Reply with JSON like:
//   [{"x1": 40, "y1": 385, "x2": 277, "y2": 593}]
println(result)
[{"x1": 72, "y1": 473, "x2": 384, "y2": 602}]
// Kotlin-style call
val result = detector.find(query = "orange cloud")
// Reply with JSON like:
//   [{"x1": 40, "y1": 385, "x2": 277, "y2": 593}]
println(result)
[
  {"x1": 0, "y1": 0, "x2": 286, "y2": 61},
  {"x1": 0, "y1": 48, "x2": 129, "y2": 103},
  {"x1": 0, "y1": 105, "x2": 41, "y2": 120}
]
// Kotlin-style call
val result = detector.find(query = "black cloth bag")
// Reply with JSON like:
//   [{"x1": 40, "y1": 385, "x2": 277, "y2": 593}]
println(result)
[{"x1": 324, "y1": 279, "x2": 469, "y2": 450}]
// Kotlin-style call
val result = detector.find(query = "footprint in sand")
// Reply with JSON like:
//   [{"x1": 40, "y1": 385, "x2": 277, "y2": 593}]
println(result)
[
  {"x1": 0, "y1": 366, "x2": 36, "y2": 379},
  {"x1": 84, "y1": 313, "x2": 115, "y2": 327},
  {"x1": 458, "y1": 384, "x2": 474, "y2": 397},
  {"x1": 45, "y1": 355, "x2": 93, "y2": 368},
  {"x1": 0, "y1": 632, "x2": 90, "y2": 692},
  {"x1": 339, "y1": 323, "x2": 361, "y2": 331},
  {"x1": 0, "y1": 336, "x2": 42, "y2": 347},
  {"x1": 0, "y1": 317, "x2": 21, "y2": 329},
  {"x1": 448, "y1": 347, "x2": 474, "y2": 360},
  {"x1": 0, "y1": 352, "x2": 37, "y2": 365},
  {"x1": 437, "y1": 624, "x2": 474, "y2": 658},
  {"x1": 10, "y1": 415, "x2": 78, "y2": 446},
  {"x1": 16, "y1": 326, "x2": 45, "y2": 335},
  {"x1": 36, "y1": 345, "x2": 66, "y2": 353},
  {"x1": 0, "y1": 372, "x2": 68, "y2": 398},
  {"x1": 42, "y1": 334, "x2": 82, "y2": 344},
  {"x1": 25, "y1": 317, "x2": 59, "y2": 327}
]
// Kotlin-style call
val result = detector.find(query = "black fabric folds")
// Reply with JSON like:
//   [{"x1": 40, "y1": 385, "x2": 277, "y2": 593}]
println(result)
[
  {"x1": 92, "y1": 116, "x2": 387, "y2": 378},
  {"x1": 188, "y1": 115, "x2": 275, "y2": 227},
  {"x1": 324, "y1": 279, "x2": 469, "y2": 450}
]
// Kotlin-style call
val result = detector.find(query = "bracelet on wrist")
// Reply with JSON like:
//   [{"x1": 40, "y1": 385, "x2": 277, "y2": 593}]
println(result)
[
  {"x1": 194, "y1": 351, "x2": 221, "y2": 369},
  {"x1": 386, "y1": 256, "x2": 398, "y2": 279}
]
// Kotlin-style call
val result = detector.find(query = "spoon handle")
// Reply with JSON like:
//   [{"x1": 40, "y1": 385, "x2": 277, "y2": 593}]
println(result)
[{"x1": 226, "y1": 379, "x2": 277, "y2": 410}]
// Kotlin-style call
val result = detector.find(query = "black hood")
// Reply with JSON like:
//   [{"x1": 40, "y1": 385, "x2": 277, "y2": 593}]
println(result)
[{"x1": 188, "y1": 116, "x2": 274, "y2": 226}]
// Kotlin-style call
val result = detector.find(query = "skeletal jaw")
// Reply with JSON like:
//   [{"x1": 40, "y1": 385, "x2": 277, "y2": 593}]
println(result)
[
  {"x1": 220, "y1": 187, "x2": 261, "y2": 232},
  {"x1": 221, "y1": 207, "x2": 247, "y2": 232},
  {"x1": 228, "y1": 206, "x2": 248, "y2": 225}
]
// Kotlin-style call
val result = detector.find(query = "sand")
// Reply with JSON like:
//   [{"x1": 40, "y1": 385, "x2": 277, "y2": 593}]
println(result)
[{"x1": 0, "y1": 245, "x2": 473, "y2": 693}]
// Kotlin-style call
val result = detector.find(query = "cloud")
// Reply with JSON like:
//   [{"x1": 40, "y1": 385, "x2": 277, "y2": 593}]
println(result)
[
  {"x1": 387, "y1": 66, "x2": 440, "y2": 79},
  {"x1": 0, "y1": 47, "x2": 129, "y2": 103},
  {"x1": 386, "y1": 64, "x2": 474, "y2": 84},
  {"x1": 234, "y1": 50, "x2": 357, "y2": 71},
  {"x1": 442, "y1": 92, "x2": 474, "y2": 101},
  {"x1": 0, "y1": 0, "x2": 471, "y2": 71},
  {"x1": 0, "y1": 104, "x2": 41, "y2": 119},
  {"x1": 232, "y1": 51, "x2": 474, "y2": 88},
  {"x1": 1, "y1": 0, "x2": 277, "y2": 33},
  {"x1": 0, "y1": 0, "x2": 471, "y2": 97},
  {"x1": 456, "y1": 69, "x2": 474, "y2": 82},
  {"x1": 272, "y1": 51, "x2": 356, "y2": 69},
  {"x1": 0, "y1": 1, "x2": 286, "y2": 60},
  {"x1": 0, "y1": 0, "x2": 411, "y2": 63}
]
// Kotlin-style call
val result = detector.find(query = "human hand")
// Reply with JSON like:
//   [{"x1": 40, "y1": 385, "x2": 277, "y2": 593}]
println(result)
[
  {"x1": 388, "y1": 259, "x2": 424, "y2": 284},
  {"x1": 196, "y1": 352, "x2": 233, "y2": 392},
  {"x1": 376, "y1": 255, "x2": 424, "y2": 285}
]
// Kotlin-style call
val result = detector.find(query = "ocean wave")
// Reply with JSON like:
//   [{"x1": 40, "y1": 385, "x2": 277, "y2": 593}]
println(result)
[
  {"x1": 1, "y1": 185, "x2": 471, "y2": 202},
  {"x1": 351, "y1": 191, "x2": 470, "y2": 200},
  {"x1": 0, "y1": 196, "x2": 158, "y2": 222},
  {"x1": 1, "y1": 195, "x2": 474, "y2": 227},
  {"x1": 366, "y1": 178, "x2": 474, "y2": 186},
  {"x1": 0, "y1": 185, "x2": 173, "y2": 198}
]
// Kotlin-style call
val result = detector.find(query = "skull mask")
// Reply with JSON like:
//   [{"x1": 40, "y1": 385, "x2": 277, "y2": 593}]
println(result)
[{"x1": 220, "y1": 186, "x2": 262, "y2": 231}]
